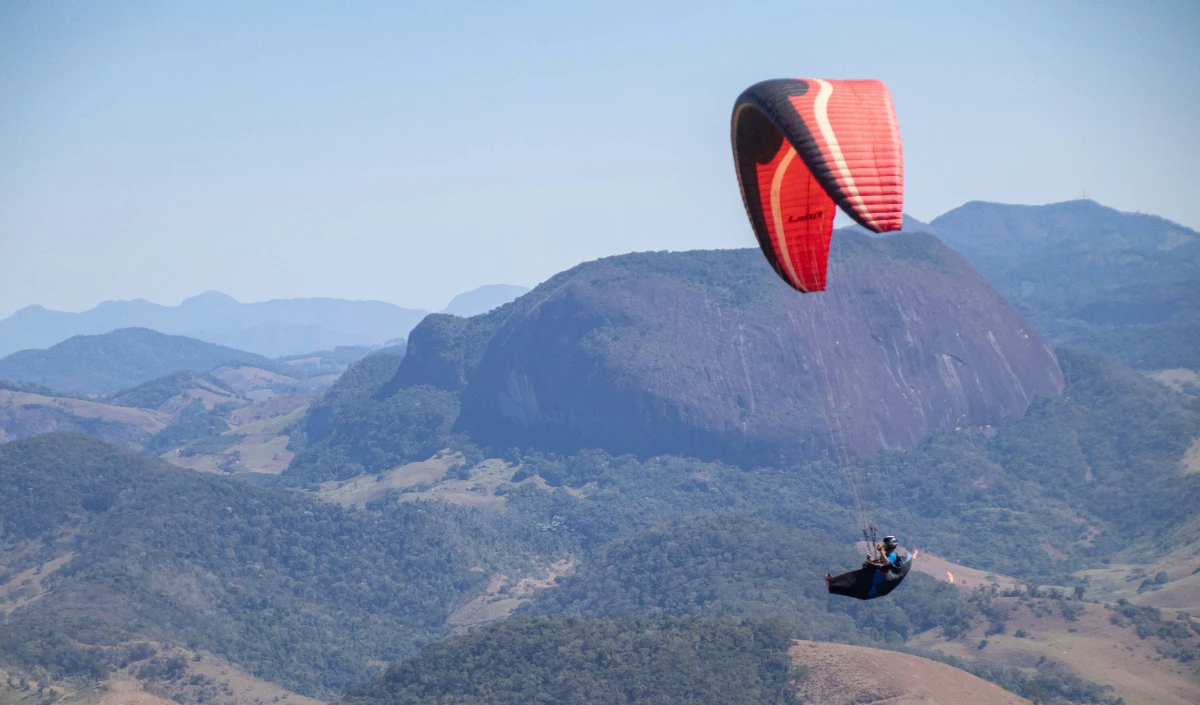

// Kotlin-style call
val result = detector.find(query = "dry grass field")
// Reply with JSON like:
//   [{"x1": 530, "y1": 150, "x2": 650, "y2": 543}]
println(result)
[
  {"x1": 0, "y1": 647, "x2": 323, "y2": 705},
  {"x1": 0, "y1": 391, "x2": 169, "y2": 443},
  {"x1": 789, "y1": 640, "x2": 1029, "y2": 704}
]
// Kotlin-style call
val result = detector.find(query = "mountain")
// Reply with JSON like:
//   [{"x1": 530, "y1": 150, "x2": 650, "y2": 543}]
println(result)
[
  {"x1": 0, "y1": 328, "x2": 287, "y2": 396},
  {"x1": 931, "y1": 200, "x2": 1200, "y2": 369},
  {"x1": 441, "y1": 284, "x2": 530, "y2": 317},
  {"x1": 393, "y1": 231, "x2": 1062, "y2": 467},
  {"x1": 0, "y1": 291, "x2": 428, "y2": 358},
  {"x1": 842, "y1": 213, "x2": 937, "y2": 236}
]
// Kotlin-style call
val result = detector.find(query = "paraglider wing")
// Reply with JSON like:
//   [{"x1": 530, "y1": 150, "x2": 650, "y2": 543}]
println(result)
[
  {"x1": 731, "y1": 78, "x2": 904, "y2": 292},
  {"x1": 828, "y1": 553, "x2": 913, "y2": 600}
]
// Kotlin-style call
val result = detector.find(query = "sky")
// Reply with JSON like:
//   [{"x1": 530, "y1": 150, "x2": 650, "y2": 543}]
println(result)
[{"x1": 1, "y1": 0, "x2": 1197, "y2": 317}]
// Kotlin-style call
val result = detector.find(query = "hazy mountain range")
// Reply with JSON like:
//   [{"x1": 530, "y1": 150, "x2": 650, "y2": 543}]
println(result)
[
  {"x1": 0, "y1": 328, "x2": 285, "y2": 396},
  {"x1": 0, "y1": 284, "x2": 530, "y2": 359},
  {"x1": 2, "y1": 199, "x2": 1198, "y2": 705}
]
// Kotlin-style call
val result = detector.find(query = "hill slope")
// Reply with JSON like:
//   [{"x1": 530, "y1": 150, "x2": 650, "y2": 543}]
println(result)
[
  {"x1": 0, "y1": 388, "x2": 169, "y2": 447},
  {"x1": 0, "y1": 291, "x2": 427, "y2": 358},
  {"x1": 790, "y1": 641, "x2": 1028, "y2": 705},
  {"x1": 0, "y1": 433, "x2": 550, "y2": 697},
  {"x1": 396, "y1": 232, "x2": 1062, "y2": 466},
  {"x1": 0, "y1": 328, "x2": 281, "y2": 396},
  {"x1": 931, "y1": 200, "x2": 1200, "y2": 369},
  {"x1": 0, "y1": 365, "x2": 319, "y2": 471},
  {"x1": 340, "y1": 617, "x2": 804, "y2": 705}
]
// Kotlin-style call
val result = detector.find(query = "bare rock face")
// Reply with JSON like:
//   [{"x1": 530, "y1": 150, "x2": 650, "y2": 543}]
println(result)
[{"x1": 402, "y1": 231, "x2": 1063, "y2": 466}]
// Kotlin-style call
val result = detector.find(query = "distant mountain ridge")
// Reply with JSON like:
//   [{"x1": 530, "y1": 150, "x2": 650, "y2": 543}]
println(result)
[
  {"x1": 0, "y1": 327, "x2": 285, "y2": 396},
  {"x1": 931, "y1": 199, "x2": 1200, "y2": 369},
  {"x1": 841, "y1": 213, "x2": 937, "y2": 236},
  {"x1": 1, "y1": 286, "x2": 534, "y2": 359},
  {"x1": 0, "y1": 291, "x2": 428, "y2": 358},
  {"x1": 441, "y1": 284, "x2": 530, "y2": 317}
]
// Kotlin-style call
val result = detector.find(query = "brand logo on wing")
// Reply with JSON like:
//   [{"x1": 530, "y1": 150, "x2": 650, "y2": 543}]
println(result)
[{"x1": 788, "y1": 210, "x2": 824, "y2": 223}]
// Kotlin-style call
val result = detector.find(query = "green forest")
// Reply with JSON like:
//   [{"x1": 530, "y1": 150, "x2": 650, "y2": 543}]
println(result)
[
  {"x1": 0, "y1": 434, "x2": 564, "y2": 694},
  {"x1": 342, "y1": 617, "x2": 802, "y2": 705}
]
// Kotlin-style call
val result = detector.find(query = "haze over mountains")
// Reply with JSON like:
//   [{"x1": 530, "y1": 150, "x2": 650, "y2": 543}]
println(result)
[
  {"x1": 0, "y1": 284, "x2": 530, "y2": 359},
  {"x1": 0, "y1": 328, "x2": 288, "y2": 396},
  {"x1": 441, "y1": 284, "x2": 531, "y2": 318},
  {"x1": 2, "y1": 199, "x2": 1199, "y2": 705}
]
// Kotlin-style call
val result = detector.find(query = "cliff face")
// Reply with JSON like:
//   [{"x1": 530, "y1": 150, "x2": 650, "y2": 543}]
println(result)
[{"x1": 395, "y1": 231, "x2": 1063, "y2": 466}]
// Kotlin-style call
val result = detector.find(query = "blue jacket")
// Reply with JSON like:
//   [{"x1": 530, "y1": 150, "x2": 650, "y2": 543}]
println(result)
[{"x1": 868, "y1": 552, "x2": 902, "y2": 597}]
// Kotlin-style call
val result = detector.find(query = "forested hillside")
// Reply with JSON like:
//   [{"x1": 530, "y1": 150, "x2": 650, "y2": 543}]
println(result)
[
  {"x1": 284, "y1": 353, "x2": 460, "y2": 485},
  {"x1": 519, "y1": 514, "x2": 975, "y2": 642},
  {"x1": 0, "y1": 434, "x2": 563, "y2": 696},
  {"x1": 342, "y1": 617, "x2": 803, "y2": 705}
]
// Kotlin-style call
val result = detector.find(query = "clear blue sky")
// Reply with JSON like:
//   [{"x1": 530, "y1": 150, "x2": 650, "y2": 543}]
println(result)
[{"x1": 2, "y1": 0, "x2": 1197, "y2": 317}]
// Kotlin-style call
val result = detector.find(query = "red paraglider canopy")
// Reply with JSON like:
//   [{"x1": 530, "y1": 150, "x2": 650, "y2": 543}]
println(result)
[{"x1": 732, "y1": 78, "x2": 904, "y2": 292}]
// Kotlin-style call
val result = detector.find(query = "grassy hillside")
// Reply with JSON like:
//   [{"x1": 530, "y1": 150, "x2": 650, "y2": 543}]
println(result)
[
  {"x1": 909, "y1": 592, "x2": 1200, "y2": 705},
  {"x1": 0, "y1": 390, "x2": 169, "y2": 447},
  {"x1": 0, "y1": 356, "x2": 331, "y2": 464},
  {"x1": 105, "y1": 371, "x2": 238, "y2": 411},
  {"x1": 790, "y1": 641, "x2": 1029, "y2": 705},
  {"x1": 0, "y1": 647, "x2": 324, "y2": 705},
  {"x1": 0, "y1": 365, "x2": 318, "y2": 476}
]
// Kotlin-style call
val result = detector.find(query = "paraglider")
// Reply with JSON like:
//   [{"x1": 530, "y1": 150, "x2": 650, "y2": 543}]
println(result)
[
  {"x1": 826, "y1": 534, "x2": 913, "y2": 600},
  {"x1": 731, "y1": 81, "x2": 908, "y2": 595},
  {"x1": 731, "y1": 78, "x2": 904, "y2": 292}
]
